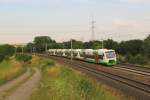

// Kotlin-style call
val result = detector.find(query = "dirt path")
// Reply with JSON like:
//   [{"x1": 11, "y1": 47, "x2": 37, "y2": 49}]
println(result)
[
  {"x1": 0, "y1": 68, "x2": 32, "y2": 100},
  {"x1": 4, "y1": 68, "x2": 41, "y2": 100}
]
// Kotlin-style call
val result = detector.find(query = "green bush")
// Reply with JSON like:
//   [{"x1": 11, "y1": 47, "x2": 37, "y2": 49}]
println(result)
[
  {"x1": 117, "y1": 55, "x2": 126, "y2": 64},
  {"x1": 125, "y1": 54, "x2": 147, "y2": 65},
  {"x1": 0, "y1": 44, "x2": 15, "y2": 62},
  {"x1": 0, "y1": 54, "x2": 5, "y2": 62},
  {"x1": 133, "y1": 55, "x2": 147, "y2": 65},
  {"x1": 15, "y1": 54, "x2": 32, "y2": 63},
  {"x1": 125, "y1": 54, "x2": 132, "y2": 63},
  {"x1": 40, "y1": 59, "x2": 55, "y2": 71},
  {"x1": 44, "y1": 60, "x2": 55, "y2": 66}
]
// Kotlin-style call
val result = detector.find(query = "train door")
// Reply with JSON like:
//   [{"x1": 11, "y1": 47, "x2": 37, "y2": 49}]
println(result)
[
  {"x1": 95, "y1": 54, "x2": 99, "y2": 63},
  {"x1": 83, "y1": 52, "x2": 86, "y2": 60},
  {"x1": 94, "y1": 52, "x2": 99, "y2": 63},
  {"x1": 99, "y1": 54, "x2": 104, "y2": 63},
  {"x1": 77, "y1": 51, "x2": 80, "y2": 58}
]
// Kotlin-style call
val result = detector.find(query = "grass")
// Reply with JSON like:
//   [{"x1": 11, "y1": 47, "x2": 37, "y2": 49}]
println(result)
[
  {"x1": 117, "y1": 54, "x2": 150, "y2": 68},
  {"x1": 0, "y1": 58, "x2": 26, "y2": 85},
  {"x1": 144, "y1": 61, "x2": 150, "y2": 68},
  {"x1": 31, "y1": 56, "x2": 131, "y2": 100}
]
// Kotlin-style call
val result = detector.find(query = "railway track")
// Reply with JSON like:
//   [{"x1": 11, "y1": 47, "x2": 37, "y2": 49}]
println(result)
[
  {"x1": 116, "y1": 64, "x2": 150, "y2": 74},
  {"x1": 113, "y1": 66, "x2": 150, "y2": 77},
  {"x1": 46, "y1": 56, "x2": 150, "y2": 100},
  {"x1": 61, "y1": 59, "x2": 150, "y2": 93},
  {"x1": 70, "y1": 58, "x2": 150, "y2": 86}
]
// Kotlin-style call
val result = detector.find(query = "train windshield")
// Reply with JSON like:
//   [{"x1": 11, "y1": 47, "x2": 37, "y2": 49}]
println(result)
[{"x1": 105, "y1": 51, "x2": 116, "y2": 58}]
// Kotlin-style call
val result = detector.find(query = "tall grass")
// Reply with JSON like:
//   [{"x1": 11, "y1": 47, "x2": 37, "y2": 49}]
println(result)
[
  {"x1": 0, "y1": 59, "x2": 25, "y2": 85},
  {"x1": 31, "y1": 57, "x2": 130, "y2": 100}
]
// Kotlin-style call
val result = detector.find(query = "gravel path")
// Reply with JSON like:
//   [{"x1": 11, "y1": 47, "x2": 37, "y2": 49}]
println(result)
[
  {"x1": 5, "y1": 68, "x2": 41, "y2": 100},
  {"x1": 0, "y1": 68, "x2": 31, "y2": 100}
]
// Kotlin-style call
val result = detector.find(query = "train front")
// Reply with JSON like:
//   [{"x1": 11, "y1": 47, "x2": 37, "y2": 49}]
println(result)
[
  {"x1": 98, "y1": 49, "x2": 117, "y2": 66},
  {"x1": 104, "y1": 50, "x2": 117, "y2": 66}
]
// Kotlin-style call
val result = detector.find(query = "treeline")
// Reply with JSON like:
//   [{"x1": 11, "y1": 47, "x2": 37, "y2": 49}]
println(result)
[
  {"x1": 20, "y1": 35, "x2": 150, "y2": 56},
  {"x1": 0, "y1": 35, "x2": 150, "y2": 65},
  {"x1": 16, "y1": 35, "x2": 150, "y2": 66},
  {"x1": 16, "y1": 36, "x2": 104, "y2": 53}
]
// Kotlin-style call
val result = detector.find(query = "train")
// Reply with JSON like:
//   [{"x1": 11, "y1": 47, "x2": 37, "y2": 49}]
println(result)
[{"x1": 47, "y1": 49, "x2": 117, "y2": 66}]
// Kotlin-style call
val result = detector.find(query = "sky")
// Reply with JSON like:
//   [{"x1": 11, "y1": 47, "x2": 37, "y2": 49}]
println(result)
[{"x1": 0, "y1": 0, "x2": 150, "y2": 44}]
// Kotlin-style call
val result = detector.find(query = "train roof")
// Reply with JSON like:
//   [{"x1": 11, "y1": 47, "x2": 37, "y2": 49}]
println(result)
[
  {"x1": 48, "y1": 49, "x2": 115, "y2": 53},
  {"x1": 96, "y1": 49, "x2": 114, "y2": 51}
]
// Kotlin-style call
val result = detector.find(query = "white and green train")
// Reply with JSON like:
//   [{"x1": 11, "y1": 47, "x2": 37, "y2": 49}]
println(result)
[{"x1": 48, "y1": 49, "x2": 117, "y2": 66}]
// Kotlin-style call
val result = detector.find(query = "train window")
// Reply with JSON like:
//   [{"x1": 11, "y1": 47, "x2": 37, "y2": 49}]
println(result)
[{"x1": 105, "y1": 51, "x2": 115, "y2": 58}]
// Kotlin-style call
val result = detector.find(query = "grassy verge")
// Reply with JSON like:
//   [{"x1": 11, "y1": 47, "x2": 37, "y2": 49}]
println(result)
[
  {"x1": 117, "y1": 54, "x2": 150, "y2": 68},
  {"x1": 31, "y1": 56, "x2": 131, "y2": 100},
  {"x1": 0, "y1": 59, "x2": 26, "y2": 85}
]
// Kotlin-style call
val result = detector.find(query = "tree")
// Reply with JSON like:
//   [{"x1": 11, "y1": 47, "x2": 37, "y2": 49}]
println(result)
[
  {"x1": 144, "y1": 35, "x2": 150, "y2": 58},
  {"x1": 34, "y1": 36, "x2": 56, "y2": 53},
  {"x1": 63, "y1": 40, "x2": 84, "y2": 49},
  {"x1": 63, "y1": 41, "x2": 71, "y2": 49},
  {"x1": 104, "y1": 39, "x2": 119, "y2": 50},
  {"x1": 84, "y1": 41, "x2": 102, "y2": 49},
  {"x1": 24, "y1": 43, "x2": 35, "y2": 53},
  {"x1": 52, "y1": 43, "x2": 63, "y2": 49},
  {"x1": 117, "y1": 41, "x2": 126, "y2": 55},
  {"x1": 16, "y1": 47, "x2": 22, "y2": 53},
  {"x1": 72, "y1": 40, "x2": 84, "y2": 49},
  {"x1": 0, "y1": 44, "x2": 15, "y2": 62},
  {"x1": 117, "y1": 40, "x2": 144, "y2": 56}
]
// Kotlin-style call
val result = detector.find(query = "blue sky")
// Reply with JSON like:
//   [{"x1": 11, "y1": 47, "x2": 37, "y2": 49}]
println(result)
[{"x1": 0, "y1": 0, "x2": 150, "y2": 43}]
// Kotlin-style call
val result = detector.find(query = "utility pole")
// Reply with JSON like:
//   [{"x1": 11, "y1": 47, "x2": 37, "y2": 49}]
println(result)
[
  {"x1": 45, "y1": 43, "x2": 48, "y2": 53},
  {"x1": 63, "y1": 43, "x2": 64, "y2": 49},
  {"x1": 33, "y1": 47, "x2": 36, "y2": 55},
  {"x1": 71, "y1": 39, "x2": 73, "y2": 61},
  {"x1": 15, "y1": 46, "x2": 17, "y2": 54},
  {"x1": 91, "y1": 16, "x2": 95, "y2": 41},
  {"x1": 30, "y1": 47, "x2": 32, "y2": 54},
  {"x1": 22, "y1": 47, "x2": 24, "y2": 54},
  {"x1": 102, "y1": 39, "x2": 104, "y2": 49}
]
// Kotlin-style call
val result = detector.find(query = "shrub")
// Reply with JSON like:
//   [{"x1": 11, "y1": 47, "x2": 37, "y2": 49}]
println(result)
[
  {"x1": 0, "y1": 54, "x2": 5, "y2": 62},
  {"x1": 15, "y1": 54, "x2": 32, "y2": 64},
  {"x1": 40, "y1": 59, "x2": 55, "y2": 71},
  {"x1": 125, "y1": 54, "x2": 132, "y2": 63},
  {"x1": 125, "y1": 54, "x2": 147, "y2": 65},
  {"x1": 117, "y1": 55, "x2": 126, "y2": 64},
  {"x1": 133, "y1": 55, "x2": 147, "y2": 65},
  {"x1": 0, "y1": 44, "x2": 15, "y2": 62},
  {"x1": 44, "y1": 60, "x2": 55, "y2": 66}
]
